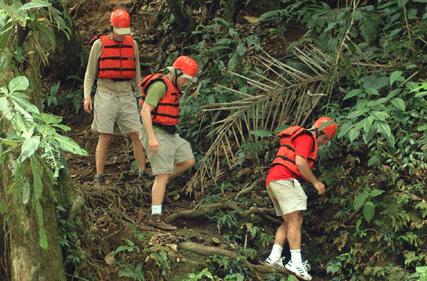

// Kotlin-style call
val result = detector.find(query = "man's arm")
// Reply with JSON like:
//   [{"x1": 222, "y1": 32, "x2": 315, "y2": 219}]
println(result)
[
  {"x1": 140, "y1": 81, "x2": 167, "y2": 153},
  {"x1": 295, "y1": 156, "x2": 325, "y2": 194},
  {"x1": 293, "y1": 134, "x2": 326, "y2": 195},
  {"x1": 133, "y1": 40, "x2": 142, "y2": 87},
  {"x1": 83, "y1": 40, "x2": 102, "y2": 112},
  {"x1": 140, "y1": 103, "x2": 159, "y2": 153}
]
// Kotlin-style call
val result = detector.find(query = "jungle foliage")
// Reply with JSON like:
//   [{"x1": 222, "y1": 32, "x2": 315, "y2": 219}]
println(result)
[
  {"x1": 172, "y1": 0, "x2": 427, "y2": 280},
  {"x1": 0, "y1": 0, "x2": 426, "y2": 280}
]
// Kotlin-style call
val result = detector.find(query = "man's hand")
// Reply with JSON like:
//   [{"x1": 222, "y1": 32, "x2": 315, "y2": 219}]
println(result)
[
  {"x1": 149, "y1": 136, "x2": 159, "y2": 153},
  {"x1": 83, "y1": 97, "x2": 93, "y2": 113},
  {"x1": 313, "y1": 181, "x2": 326, "y2": 195}
]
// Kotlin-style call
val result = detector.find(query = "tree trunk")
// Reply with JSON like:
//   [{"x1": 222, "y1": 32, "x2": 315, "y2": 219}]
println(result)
[
  {"x1": 3, "y1": 160, "x2": 66, "y2": 281},
  {"x1": 166, "y1": 0, "x2": 193, "y2": 33}
]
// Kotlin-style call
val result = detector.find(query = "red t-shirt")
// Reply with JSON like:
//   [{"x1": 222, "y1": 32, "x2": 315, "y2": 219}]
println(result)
[{"x1": 266, "y1": 133, "x2": 314, "y2": 186}]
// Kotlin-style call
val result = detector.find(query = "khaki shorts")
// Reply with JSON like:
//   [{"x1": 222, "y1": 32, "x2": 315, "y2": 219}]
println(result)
[
  {"x1": 140, "y1": 128, "x2": 194, "y2": 175},
  {"x1": 92, "y1": 91, "x2": 141, "y2": 134},
  {"x1": 267, "y1": 179, "x2": 307, "y2": 216}
]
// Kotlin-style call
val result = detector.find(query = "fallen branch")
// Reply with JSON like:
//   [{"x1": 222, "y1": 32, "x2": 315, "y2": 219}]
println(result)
[
  {"x1": 165, "y1": 199, "x2": 276, "y2": 223},
  {"x1": 179, "y1": 242, "x2": 290, "y2": 275}
]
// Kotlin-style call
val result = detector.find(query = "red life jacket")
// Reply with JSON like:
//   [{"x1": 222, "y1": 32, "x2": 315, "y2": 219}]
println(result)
[
  {"x1": 138, "y1": 74, "x2": 181, "y2": 126},
  {"x1": 97, "y1": 35, "x2": 136, "y2": 81},
  {"x1": 272, "y1": 126, "x2": 318, "y2": 180}
]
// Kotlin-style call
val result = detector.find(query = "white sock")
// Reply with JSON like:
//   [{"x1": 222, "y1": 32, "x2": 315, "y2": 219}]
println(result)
[
  {"x1": 151, "y1": 205, "x2": 162, "y2": 215},
  {"x1": 268, "y1": 244, "x2": 283, "y2": 261},
  {"x1": 290, "y1": 249, "x2": 302, "y2": 264}
]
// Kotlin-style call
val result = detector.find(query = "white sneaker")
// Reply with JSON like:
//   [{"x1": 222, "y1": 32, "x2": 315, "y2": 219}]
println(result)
[
  {"x1": 302, "y1": 260, "x2": 311, "y2": 271},
  {"x1": 285, "y1": 260, "x2": 312, "y2": 280},
  {"x1": 264, "y1": 256, "x2": 285, "y2": 268}
]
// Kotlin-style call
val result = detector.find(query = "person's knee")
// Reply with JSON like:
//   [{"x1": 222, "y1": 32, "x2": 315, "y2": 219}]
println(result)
[
  {"x1": 155, "y1": 173, "x2": 169, "y2": 183},
  {"x1": 284, "y1": 211, "x2": 302, "y2": 225},
  {"x1": 98, "y1": 133, "x2": 113, "y2": 147},
  {"x1": 128, "y1": 131, "x2": 140, "y2": 141}
]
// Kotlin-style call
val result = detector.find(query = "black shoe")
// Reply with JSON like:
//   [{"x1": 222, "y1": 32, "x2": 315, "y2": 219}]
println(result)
[
  {"x1": 94, "y1": 174, "x2": 106, "y2": 187},
  {"x1": 146, "y1": 215, "x2": 177, "y2": 231}
]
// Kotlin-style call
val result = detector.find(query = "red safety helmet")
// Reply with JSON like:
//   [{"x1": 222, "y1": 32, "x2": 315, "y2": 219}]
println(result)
[
  {"x1": 171, "y1": 56, "x2": 199, "y2": 80},
  {"x1": 314, "y1": 116, "x2": 338, "y2": 139},
  {"x1": 110, "y1": 9, "x2": 131, "y2": 35}
]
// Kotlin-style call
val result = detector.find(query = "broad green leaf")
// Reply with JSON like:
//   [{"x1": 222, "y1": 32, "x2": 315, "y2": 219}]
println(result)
[
  {"x1": 22, "y1": 179, "x2": 30, "y2": 204},
  {"x1": 52, "y1": 124, "x2": 71, "y2": 131},
  {"x1": 368, "y1": 155, "x2": 379, "y2": 166},
  {"x1": 34, "y1": 112, "x2": 62, "y2": 124},
  {"x1": 31, "y1": 156, "x2": 43, "y2": 200},
  {"x1": 371, "y1": 111, "x2": 389, "y2": 121},
  {"x1": 0, "y1": 87, "x2": 8, "y2": 95},
  {"x1": 236, "y1": 43, "x2": 246, "y2": 56},
  {"x1": 408, "y1": 81, "x2": 427, "y2": 92},
  {"x1": 416, "y1": 266, "x2": 427, "y2": 273},
  {"x1": 18, "y1": 0, "x2": 51, "y2": 11},
  {"x1": 363, "y1": 127, "x2": 375, "y2": 144},
  {"x1": 391, "y1": 98, "x2": 405, "y2": 111},
  {"x1": 370, "y1": 189, "x2": 385, "y2": 197},
  {"x1": 397, "y1": 0, "x2": 409, "y2": 7},
  {"x1": 337, "y1": 122, "x2": 351, "y2": 139},
  {"x1": 11, "y1": 94, "x2": 40, "y2": 114},
  {"x1": 376, "y1": 122, "x2": 395, "y2": 147},
  {"x1": 348, "y1": 128, "x2": 360, "y2": 142},
  {"x1": 417, "y1": 125, "x2": 427, "y2": 131},
  {"x1": 227, "y1": 52, "x2": 239, "y2": 71},
  {"x1": 390, "y1": 71, "x2": 404, "y2": 86},
  {"x1": 343, "y1": 89, "x2": 363, "y2": 100},
  {"x1": 415, "y1": 91, "x2": 427, "y2": 98},
  {"x1": 12, "y1": 100, "x2": 33, "y2": 121},
  {"x1": 12, "y1": 113, "x2": 32, "y2": 136},
  {"x1": 326, "y1": 262, "x2": 341, "y2": 274},
  {"x1": 362, "y1": 116, "x2": 374, "y2": 133},
  {"x1": 8, "y1": 76, "x2": 29, "y2": 93},
  {"x1": 363, "y1": 201, "x2": 375, "y2": 222},
  {"x1": 354, "y1": 189, "x2": 369, "y2": 210},
  {"x1": 249, "y1": 129, "x2": 274, "y2": 138},
  {"x1": 366, "y1": 88, "x2": 380, "y2": 96},
  {"x1": 0, "y1": 25, "x2": 12, "y2": 49},
  {"x1": 347, "y1": 109, "x2": 367, "y2": 119},
  {"x1": 38, "y1": 227, "x2": 48, "y2": 250},
  {"x1": 215, "y1": 38, "x2": 233, "y2": 47},
  {"x1": 362, "y1": 75, "x2": 388, "y2": 90},
  {"x1": 35, "y1": 201, "x2": 44, "y2": 226},
  {"x1": 54, "y1": 135, "x2": 87, "y2": 156},
  {"x1": 0, "y1": 97, "x2": 14, "y2": 120},
  {"x1": 18, "y1": 136, "x2": 40, "y2": 163},
  {"x1": 388, "y1": 89, "x2": 401, "y2": 98}
]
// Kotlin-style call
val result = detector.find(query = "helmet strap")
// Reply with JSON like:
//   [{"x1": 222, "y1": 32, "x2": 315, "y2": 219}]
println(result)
[{"x1": 173, "y1": 69, "x2": 184, "y2": 87}]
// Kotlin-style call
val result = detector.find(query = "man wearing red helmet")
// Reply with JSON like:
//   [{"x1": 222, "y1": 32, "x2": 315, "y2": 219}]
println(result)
[
  {"x1": 263, "y1": 117, "x2": 338, "y2": 280},
  {"x1": 83, "y1": 9, "x2": 146, "y2": 186},
  {"x1": 138, "y1": 56, "x2": 199, "y2": 230}
]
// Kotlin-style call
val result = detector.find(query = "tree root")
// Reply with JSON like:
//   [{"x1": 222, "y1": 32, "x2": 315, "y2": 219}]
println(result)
[
  {"x1": 165, "y1": 199, "x2": 276, "y2": 223},
  {"x1": 179, "y1": 242, "x2": 290, "y2": 275}
]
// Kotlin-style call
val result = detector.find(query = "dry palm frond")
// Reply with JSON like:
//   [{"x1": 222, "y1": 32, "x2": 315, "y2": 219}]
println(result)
[{"x1": 186, "y1": 45, "x2": 335, "y2": 194}]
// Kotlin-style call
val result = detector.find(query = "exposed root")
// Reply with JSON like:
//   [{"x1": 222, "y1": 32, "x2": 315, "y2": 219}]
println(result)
[
  {"x1": 165, "y1": 199, "x2": 276, "y2": 223},
  {"x1": 179, "y1": 242, "x2": 290, "y2": 276}
]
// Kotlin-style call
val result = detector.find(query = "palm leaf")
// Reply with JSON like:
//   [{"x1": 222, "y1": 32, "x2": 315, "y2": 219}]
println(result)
[{"x1": 186, "y1": 45, "x2": 335, "y2": 194}]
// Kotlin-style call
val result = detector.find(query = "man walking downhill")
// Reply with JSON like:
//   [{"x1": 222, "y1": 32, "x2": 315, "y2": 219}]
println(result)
[
  {"x1": 139, "y1": 56, "x2": 199, "y2": 231},
  {"x1": 83, "y1": 8, "x2": 146, "y2": 186},
  {"x1": 264, "y1": 117, "x2": 338, "y2": 280}
]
